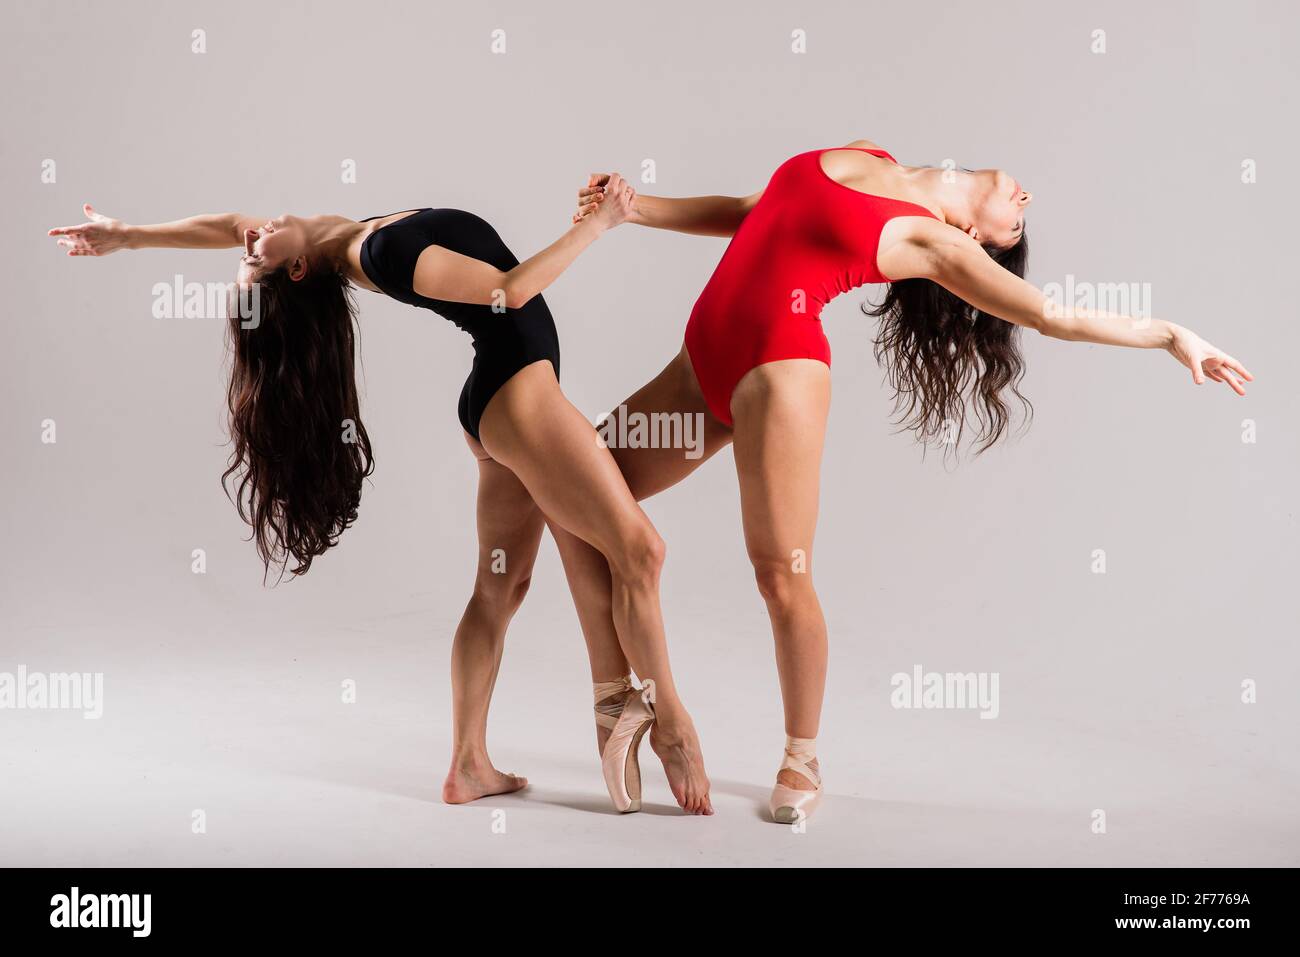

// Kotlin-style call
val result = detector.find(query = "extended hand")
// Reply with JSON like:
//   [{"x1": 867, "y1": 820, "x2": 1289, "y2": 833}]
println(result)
[
  {"x1": 1166, "y1": 325, "x2": 1254, "y2": 395},
  {"x1": 48, "y1": 204, "x2": 130, "y2": 256}
]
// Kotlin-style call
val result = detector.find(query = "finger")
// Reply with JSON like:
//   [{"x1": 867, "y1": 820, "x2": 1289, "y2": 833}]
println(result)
[
  {"x1": 577, "y1": 186, "x2": 603, "y2": 201},
  {"x1": 587, "y1": 173, "x2": 610, "y2": 188},
  {"x1": 577, "y1": 202, "x2": 599, "y2": 217},
  {"x1": 1217, "y1": 366, "x2": 1247, "y2": 396},
  {"x1": 48, "y1": 224, "x2": 87, "y2": 236},
  {"x1": 84, "y1": 203, "x2": 107, "y2": 222},
  {"x1": 1224, "y1": 356, "x2": 1254, "y2": 381},
  {"x1": 1205, "y1": 358, "x2": 1241, "y2": 387},
  {"x1": 1189, "y1": 357, "x2": 1205, "y2": 385}
]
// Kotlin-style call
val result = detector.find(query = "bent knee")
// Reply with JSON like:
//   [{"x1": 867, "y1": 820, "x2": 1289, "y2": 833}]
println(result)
[{"x1": 608, "y1": 524, "x2": 665, "y2": 586}]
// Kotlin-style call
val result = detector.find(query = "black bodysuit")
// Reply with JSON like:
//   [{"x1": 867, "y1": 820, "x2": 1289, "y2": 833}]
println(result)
[{"x1": 359, "y1": 209, "x2": 561, "y2": 439}]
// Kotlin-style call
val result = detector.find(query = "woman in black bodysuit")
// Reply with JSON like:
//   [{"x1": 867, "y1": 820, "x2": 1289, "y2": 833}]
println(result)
[
  {"x1": 358, "y1": 207, "x2": 562, "y2": 441},
  {"x1": 48, "y1": 179, "x2": 713, "y2": 816}
]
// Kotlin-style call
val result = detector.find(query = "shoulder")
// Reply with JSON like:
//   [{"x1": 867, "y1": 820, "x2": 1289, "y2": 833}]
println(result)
[
  {"x1": 877, "y1": 218, "x2": 975, "y2": 281},
  {"x1": 843, "y1": 138, "x2": 883, "y2": 151}
]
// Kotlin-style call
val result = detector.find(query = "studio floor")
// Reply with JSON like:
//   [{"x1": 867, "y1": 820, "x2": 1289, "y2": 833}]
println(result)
[{"x1": 4, "y1": 605, "x2": 1294, "y2": 868}]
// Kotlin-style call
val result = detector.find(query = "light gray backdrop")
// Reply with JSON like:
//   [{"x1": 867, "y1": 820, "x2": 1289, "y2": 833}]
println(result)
[{"x1": 2, "y1": 0, "x2": 1296, "y2": 866}]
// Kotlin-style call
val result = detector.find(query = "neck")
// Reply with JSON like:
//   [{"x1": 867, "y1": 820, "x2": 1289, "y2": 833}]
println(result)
[
  {"x1": 304, "y1": 216, "x2": 363, "y2": 269},
  {"x1": 906, "y1": 167, "x2": 982, "y2": 229}
]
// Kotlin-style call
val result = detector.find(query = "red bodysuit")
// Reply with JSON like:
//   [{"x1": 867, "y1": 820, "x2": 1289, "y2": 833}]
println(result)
[{"x1": 684, "y1": 147, "x2": 939, "y2": 426}]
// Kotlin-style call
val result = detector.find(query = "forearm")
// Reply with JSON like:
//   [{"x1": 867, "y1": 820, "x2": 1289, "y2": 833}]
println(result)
[
  {"x1": 126, "y1": 214, "x2": 246, "y2": 250},
  {"x1": 501, "y1": 218, "x2": 606, "y2": 307},
  {"x1": 630, "y1": 194, "x2": 750, "y2": 236},
  {"x1": 930, "y1": 238, "x2": 1179, "y2": 350},
  {"x1": 1040, "y1": 310, "x2": 1177, "y2": 349}
]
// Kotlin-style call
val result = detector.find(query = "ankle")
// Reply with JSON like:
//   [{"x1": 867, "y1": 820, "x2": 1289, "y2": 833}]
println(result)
[
  {"x1": 784, "y1": 735, "x2": 817, "y2": 756},
  {"x1": 592, "y1": 674, "x2": 632, "y2": 705},
  {"x1": 652, "y1": 709, "x2": 696, "y2": 741},
  {"x1": 449, "y1": 746, "x2": 491, "y2": 771},
  {"x1": 776, "y1": 736, "x2": 821, "y2": 789}
]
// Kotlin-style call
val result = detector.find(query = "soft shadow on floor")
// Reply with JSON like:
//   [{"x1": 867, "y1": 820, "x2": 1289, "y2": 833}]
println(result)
[
  {"x1": 518, "y1": 787, "x2": 682, "y2": 816},
  {"x1": 264, "y1": 751, "x2": 887, "y2": 822}
]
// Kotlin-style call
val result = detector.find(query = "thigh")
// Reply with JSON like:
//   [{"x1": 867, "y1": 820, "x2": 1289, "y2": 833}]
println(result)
[
  {"x1": 545, "y1": 347, "x2": 735, "y2": 592},
  {"x1": 601, "y1": 345, "x2": 734, "y2": 501},
  {"x1": 477, "y1": 361, "x2": 653, "y2": 558},
  {"x1": 463, "y1": 432, "x2": 545, "y2": 580},
  {"x1": 730, "y1": 360, "x2": 832, "y2": 566}
]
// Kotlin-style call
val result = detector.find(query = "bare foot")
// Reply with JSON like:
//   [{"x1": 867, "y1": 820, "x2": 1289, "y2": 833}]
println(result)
[
  {"x1": 650, "y1": 719, "x2": 714, "y2": 815},
  {"x1": 442, "y1": 758, "x2": 528, "y2": 805}
]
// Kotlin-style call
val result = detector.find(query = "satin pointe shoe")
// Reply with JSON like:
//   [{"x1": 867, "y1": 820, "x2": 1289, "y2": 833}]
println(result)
[
  {"x1": 593, "y1": 676, "x2": 657, "y2": 813},
  {"x1": 769, "y1": 735, "x2": 822, "y2": 824}
]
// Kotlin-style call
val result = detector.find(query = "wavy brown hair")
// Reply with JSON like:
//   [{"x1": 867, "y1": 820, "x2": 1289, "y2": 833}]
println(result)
[
  {"x1": 864, "y1": 232, "x2": 1031, "y2": 455},
  {"x1": 223, "y1": 265, "x2": 374, "y2": 579}
]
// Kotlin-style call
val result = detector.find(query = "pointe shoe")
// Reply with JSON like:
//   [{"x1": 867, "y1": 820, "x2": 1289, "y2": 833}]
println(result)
[
  {"x1": 769, "y1": 736, "x2": 822, "y2": 824},
  {"x1": 593, "y1": 676, "x2": 656, "y2": 813}
]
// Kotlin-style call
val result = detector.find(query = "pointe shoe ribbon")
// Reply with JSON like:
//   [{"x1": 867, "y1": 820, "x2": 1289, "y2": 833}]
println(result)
[
  {"x1": 769, "y1": 736, "x2": 822, "y2": 823},
  {"x1": 595, "y1": 677, "x2": 656, "y2": 813},
  {"x1": 593, "y1": 675, "x2": 633, "y2": 731}
]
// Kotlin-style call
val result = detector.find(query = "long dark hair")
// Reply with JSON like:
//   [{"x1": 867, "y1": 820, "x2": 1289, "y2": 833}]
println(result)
[
  {"x1": 223, "y1": 265, "x2": 374, "y2": 579},
  {"x1": 864, "y1": 232, "x2": 1031, "y2": 455}
]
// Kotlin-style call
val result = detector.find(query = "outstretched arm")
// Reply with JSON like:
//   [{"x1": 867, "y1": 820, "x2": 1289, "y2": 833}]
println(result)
[
  {"x1": 575, "y1": 173, "x2": 760, "y2": 237},
  {"x1": 909, "y1": 222, "x2": 1254, "y2": 394},
  {"x1": 49, "y1": 204, "x2": 266, "y2": 255},
  {"x1": 412, "y1": 174, "x2": 637, "y2": 309}
]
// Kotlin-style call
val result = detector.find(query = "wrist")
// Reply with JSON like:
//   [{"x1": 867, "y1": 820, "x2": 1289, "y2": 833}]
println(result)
[
  {"x1": 1158, "y1": 320, "x2": 1179, "y2": 349},
  {"x1": 578, "y1": 216, "x2": 607, "y2": 239},
  {"x1": 628, "y1": 198, "x2": 649, "y2": 226}
]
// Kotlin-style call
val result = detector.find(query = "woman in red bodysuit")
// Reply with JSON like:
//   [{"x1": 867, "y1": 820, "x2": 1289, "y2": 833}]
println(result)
[{"x1": 557, "y1": 141, "x2": 1251, "y2": 823}]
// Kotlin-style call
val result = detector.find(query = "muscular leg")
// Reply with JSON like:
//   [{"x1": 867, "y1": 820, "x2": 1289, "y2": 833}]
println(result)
[
  {"x1": 442, "y1": 431, "x2": 545, "y2": 805},
  {"x1": 730, "y1": 359, "x2": 831, "y2": 791},
  {"x1": 545, "y1": 347, "x2": 733, "y2": 756},
  {"x1": 478, "y1": 358, "x2": 718, "y2": 814}
]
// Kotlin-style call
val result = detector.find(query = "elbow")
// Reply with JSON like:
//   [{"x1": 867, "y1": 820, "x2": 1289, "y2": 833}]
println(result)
[
  {"x1": 503, "y1": 290, "x2": 533, "y2": 310},
  {"x1": 1037, "y1": 313, "x2": 1078, "y2": 341},
  {"x1": 1027, "y1": 311, "x2": 1055, "y2": 338},
  {"x1": 498, "y1": 280, "x2": 532, "y2": 311},
  {"x1": 1026, "y1": 295, "x2": 1075, "y2": 339},
  {"x1": 735, "y1": 192, "x2": 762, "y2": 224}
]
